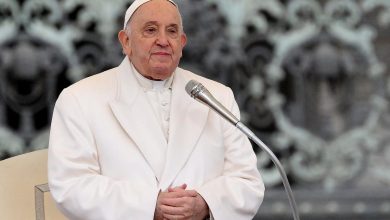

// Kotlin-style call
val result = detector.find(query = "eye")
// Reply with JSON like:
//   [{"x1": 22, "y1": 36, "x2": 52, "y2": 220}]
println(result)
[
  {"x1": 146, "y1": 27, "x2": 156, "y2": 33},
  {"x1": 144, "y1": 26, "x2": 157, "y2": 36},
  {"x1": 167, "y1": 27, "x2": 179, "y2": 37},
  {"x1": 168, "y1": 27, "x2": 177, "y2": 33}
]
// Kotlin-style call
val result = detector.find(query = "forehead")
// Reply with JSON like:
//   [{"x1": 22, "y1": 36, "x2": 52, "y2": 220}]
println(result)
[{"x1": 130, "y1": 0, "x2": 180, "y2": 27}]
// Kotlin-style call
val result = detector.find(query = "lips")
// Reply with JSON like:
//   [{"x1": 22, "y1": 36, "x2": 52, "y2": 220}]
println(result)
[{"x1": 152, "y1": 52, "x2": 171, "y2": 56}]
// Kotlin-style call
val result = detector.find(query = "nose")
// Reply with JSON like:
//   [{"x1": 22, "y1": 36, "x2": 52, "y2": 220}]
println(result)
[{"x1": 156, "y1": 30, "x2": 169, "y2": 47}]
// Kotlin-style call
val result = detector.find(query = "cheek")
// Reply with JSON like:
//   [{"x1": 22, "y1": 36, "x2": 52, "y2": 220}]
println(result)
[
  {"x1": 137, "y1": 44, "x2": 153, "y2": 57},
  {"x1": 178, "y1": 47, "x2": 183, "y2": 57},
  {"x1": 121, "y1": 39, "x2": 131, "y2": 56},
  {"x1": 177, "y1": 48, "x2": 184, "y2": 59},
  {"x1": 172, "y1": 42, "x2": 184, "y2": 57},
  {"x1": 131, "y1": 46, "x2": 148, "y2": 60},
  {"x1": 126, "y1": 47, "x2": 132, "y2": 56}
]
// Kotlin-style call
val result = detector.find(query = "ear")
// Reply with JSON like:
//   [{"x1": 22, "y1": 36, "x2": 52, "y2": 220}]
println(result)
[
  {"x1": 180, "y1": 33, "x2": 187, "y2": 48},
  {"x1": 118, "y1": 30, "x2": 132, "y2": 56}
]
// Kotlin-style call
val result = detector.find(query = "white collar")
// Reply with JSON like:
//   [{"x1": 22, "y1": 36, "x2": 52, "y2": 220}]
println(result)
[{"x1": 130, "y1": 62, "x2": 174, "y2": 91}]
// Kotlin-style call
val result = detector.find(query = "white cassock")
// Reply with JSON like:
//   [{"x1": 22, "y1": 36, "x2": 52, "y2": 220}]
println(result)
[{"x1": 48, "y1": 57, "x2": 265, "y2": 220}]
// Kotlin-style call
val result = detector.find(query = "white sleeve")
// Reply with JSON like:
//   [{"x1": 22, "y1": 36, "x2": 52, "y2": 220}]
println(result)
[
  {"x1": 196, "y1": 88, "x2": 265, "y2": 220},
  {"x1": 48, "y1": 89, "x2": 159, "y2": 220}
]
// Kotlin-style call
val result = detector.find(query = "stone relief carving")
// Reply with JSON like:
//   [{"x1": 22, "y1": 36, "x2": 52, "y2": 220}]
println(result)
[
  {"x1": 1, "y1": 0, "x2": 390, "y2": 199},
  {"x1": 2, "y1": 0, "x2": 390, "y2": 218}
]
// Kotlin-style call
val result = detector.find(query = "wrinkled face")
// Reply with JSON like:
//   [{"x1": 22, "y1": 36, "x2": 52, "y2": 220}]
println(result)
[{"x1": 119, "y1": 0, "x2": 187, "y2": 80}]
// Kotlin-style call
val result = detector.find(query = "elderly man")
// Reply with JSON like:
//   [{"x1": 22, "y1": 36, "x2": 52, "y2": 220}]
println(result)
[{"x1": 48, "y1": 0, "x2": 264, "y2": 219}]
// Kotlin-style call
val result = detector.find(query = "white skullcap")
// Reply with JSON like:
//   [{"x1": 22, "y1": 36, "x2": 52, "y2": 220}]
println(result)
[{"x1": 123, "y1": 0, "x2": 178, "y2": 29}]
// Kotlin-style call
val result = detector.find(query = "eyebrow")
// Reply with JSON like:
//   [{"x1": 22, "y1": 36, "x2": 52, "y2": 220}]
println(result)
[{"x1": 143, "y1": 21, "x2": 179, "y2": 28}]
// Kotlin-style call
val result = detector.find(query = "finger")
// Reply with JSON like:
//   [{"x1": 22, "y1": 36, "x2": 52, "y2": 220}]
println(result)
[
  {"x1": 168, "y1": 183, "x2": 187, "y2": 192},
  {"x1": 182, "y1": 189, "x2": 197, "y2": 197},
  {"x1": 159, "y1": 191, "x2": 185, "y2": 200},
  {"x1": 162, "y1": 196, "x2": 196, "y2": 207},
  {"x1": 163, "y1": 213, "x2": 186, "y2": 220},
  {"x1": 161, "y1": 197, "x2": 186, "y2": 206},
  {"x1": 173, "y1": 189, "x2": 197, "y2": 197},
  {"x1": 161, "y1": 190, "x2": 196, "y2": 200},
  {"x1": 161, "y1": 204, "x2": 186, "y2": 215}
]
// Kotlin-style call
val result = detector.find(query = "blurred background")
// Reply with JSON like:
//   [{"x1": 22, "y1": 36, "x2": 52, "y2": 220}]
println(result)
[{"x1": 0, "y1": 0, "x2": 389, "y2": 219}]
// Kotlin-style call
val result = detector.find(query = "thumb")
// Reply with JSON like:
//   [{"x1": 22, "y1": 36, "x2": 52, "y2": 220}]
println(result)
[{"x1": 168, "y1": 183, "x2": 187, "y2": 192}]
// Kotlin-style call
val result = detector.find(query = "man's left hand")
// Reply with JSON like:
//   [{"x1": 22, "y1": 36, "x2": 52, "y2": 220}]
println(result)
[{"x1": 160, "y1": 185, "x2": 209, "y2": 220}]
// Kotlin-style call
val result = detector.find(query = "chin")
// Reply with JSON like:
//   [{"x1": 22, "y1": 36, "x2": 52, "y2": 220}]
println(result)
[
  {"x1": 153, "y1": 73, "x2": 172, "y2": 80},
  {"x1": 151, "y1": 67, "x2": 174, "y2": 80}
]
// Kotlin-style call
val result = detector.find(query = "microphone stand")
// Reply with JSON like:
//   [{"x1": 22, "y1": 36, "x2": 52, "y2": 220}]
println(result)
[
  {"x1": 236, "y1": 122, "x2": 300, "y2": 220},
  {"x1": 185, "y1": 80, "x2": 300, "y2": 220}
]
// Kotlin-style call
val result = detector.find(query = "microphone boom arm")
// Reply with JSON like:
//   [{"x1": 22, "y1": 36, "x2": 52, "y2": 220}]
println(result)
[
  {"x1": 186, "y1": 80, "x2": 300, "y2": 220},
  {"x1": 236, "y1": 122, "x2": 300, "y2": 220},
  {"x1": 187, "y1": 81, "x2": 239, "y2": 125}
]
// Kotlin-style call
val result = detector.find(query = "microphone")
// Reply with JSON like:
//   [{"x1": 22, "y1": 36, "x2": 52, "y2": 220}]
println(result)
[
  {"x1": 185, "y1": 79, "x2": 300, "y2": 220},
  {"x1": 185, "y1": 80, "x2": 239, "y2": 125}
]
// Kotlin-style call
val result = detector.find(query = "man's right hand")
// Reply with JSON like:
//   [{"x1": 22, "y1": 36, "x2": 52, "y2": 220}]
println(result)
[
  {"x1": 154, "y1": 184, "x2": 209, "y2": 220},
  {"x1": 154, "y1": 184, "x2": 194, "y2": 220}
]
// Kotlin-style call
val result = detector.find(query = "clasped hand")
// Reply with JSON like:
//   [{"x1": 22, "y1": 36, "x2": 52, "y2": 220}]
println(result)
[{"x1": 154, "y1": 184, "x2": 209, "y2": 220}]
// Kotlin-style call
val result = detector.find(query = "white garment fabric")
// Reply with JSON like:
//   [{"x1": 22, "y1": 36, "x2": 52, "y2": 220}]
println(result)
[
  {"x1": 48, "y1": 57, "x2": 265, "y2": 220},
  {"x1": 132, "y1": 64, "x2": 173, "y2": 141}
]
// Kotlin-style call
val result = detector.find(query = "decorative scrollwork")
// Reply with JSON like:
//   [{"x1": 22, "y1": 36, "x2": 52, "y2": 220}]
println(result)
[
  {"x1": 252, "y1": 0, "x2": 390, "y2": 189},
  {"x1": 0, "y1": 0, "x2": 390, "y2": 193}
]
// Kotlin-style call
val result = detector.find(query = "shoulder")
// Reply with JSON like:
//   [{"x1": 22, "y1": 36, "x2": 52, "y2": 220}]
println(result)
[
  {"x1": 67, "y1": 67, "x2": 118, "y2": 94},
  {"x1": 175, "y1": 67, "x2": 240, "y2": 118},
  {"x1": 60, "y1": 67, "x2": 119, "y2": 102}
]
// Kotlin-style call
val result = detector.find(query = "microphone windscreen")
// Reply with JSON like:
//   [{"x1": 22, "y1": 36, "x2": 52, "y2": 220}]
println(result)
[{"x1": 185, "y1": 80, "x2": 201, "y2": 97}]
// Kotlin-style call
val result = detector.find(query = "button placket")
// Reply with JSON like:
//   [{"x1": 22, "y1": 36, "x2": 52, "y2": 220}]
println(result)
[{"x1": 160, "y1": 90, "x2": 170, "y2": 122}]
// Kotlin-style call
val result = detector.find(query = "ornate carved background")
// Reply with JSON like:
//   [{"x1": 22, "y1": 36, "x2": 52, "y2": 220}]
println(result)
[{"x1": 1, "y1": 0, "x2": 390, "y2": 219}]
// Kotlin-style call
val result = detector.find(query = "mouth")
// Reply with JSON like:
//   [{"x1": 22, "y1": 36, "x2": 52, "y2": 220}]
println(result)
[{"x1": 152, "y1": 52, "x2": 171, "y2": 56}]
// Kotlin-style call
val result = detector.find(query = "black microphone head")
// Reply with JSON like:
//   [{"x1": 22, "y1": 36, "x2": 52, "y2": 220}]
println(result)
[{"x1": 185, "y1": 79, "x2": 205, "y2": 98}]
